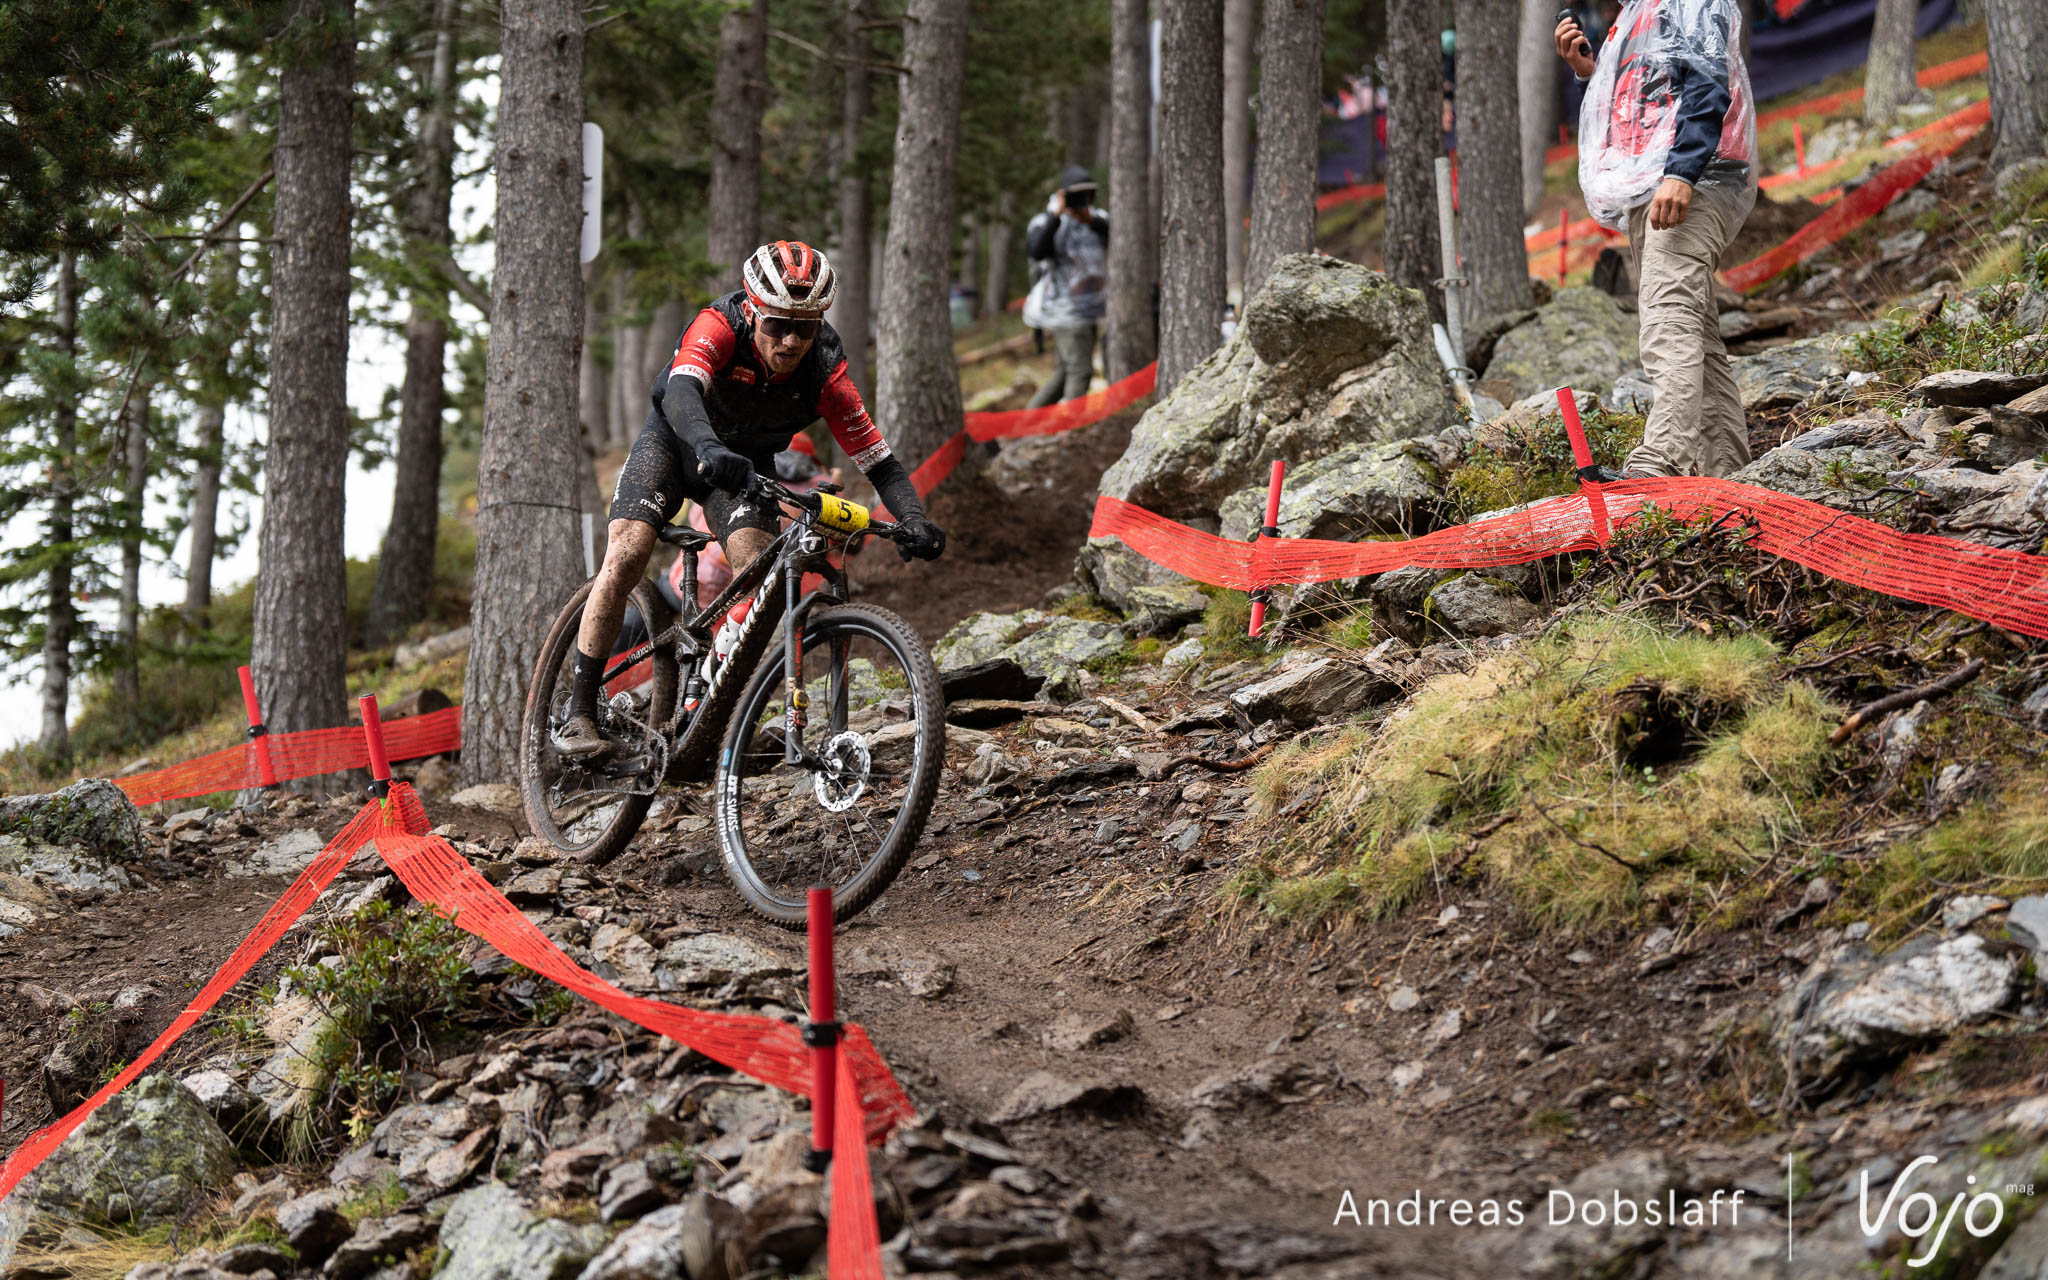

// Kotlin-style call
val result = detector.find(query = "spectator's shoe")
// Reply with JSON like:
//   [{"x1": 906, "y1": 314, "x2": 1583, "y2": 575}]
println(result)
[
  {"x1": 556, "y1": 714, "x2": 613, "y2": 761},
  {"x1": 1579, "y1": 465, "x2": 1627, "y2": 483}
]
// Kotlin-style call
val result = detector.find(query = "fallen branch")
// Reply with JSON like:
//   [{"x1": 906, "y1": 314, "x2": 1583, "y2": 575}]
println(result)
[
  {"x1": 1152, "y1": 741, "x2": 1279, "y2": 780},
  {"x1": 1827, "y1": 657, "x2": 1985, "y2": 746}
]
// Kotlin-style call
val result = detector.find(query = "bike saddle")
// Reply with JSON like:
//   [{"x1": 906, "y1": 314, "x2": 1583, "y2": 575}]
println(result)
[{"x1": 657, "y1": 523, "x2": 714, "y2": 550}]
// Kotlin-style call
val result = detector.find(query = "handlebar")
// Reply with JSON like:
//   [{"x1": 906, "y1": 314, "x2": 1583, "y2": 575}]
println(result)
[{"x1": 745, "y1": 473, "x2": 909, "y2": 545}]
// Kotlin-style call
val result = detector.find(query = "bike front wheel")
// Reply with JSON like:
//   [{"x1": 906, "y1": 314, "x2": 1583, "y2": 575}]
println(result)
[{"x1": 714, "y1": 603, "x2": 946, "y2": 928}]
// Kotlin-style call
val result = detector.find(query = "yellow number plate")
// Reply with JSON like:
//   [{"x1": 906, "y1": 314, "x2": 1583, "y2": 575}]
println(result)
[{"x1": 816, "y1": 494, "x2": 871, "y2": 533}]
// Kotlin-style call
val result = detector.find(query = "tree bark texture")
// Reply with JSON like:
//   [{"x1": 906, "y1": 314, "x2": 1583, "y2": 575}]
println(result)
[
  {"x1": 462, "y1": 0, "x2": 587, "y2": 785},
  {"x1": 1518, "y1": 0, "x2": 1559, "y2": 214},
  {"x1": 578, "y1": 264, "x2": 608, "y2": 459},
  {"x1": 1158, "y1": 0, "x2": 1227, "y2": 395},
  {"x1": 1384, "y1": 0, "x2": 1444, "y2": 293},
  {"x1": 1984, "y1": 0, "x2": 2048, "y2": 166},
  {"x1": 833, "y1": 0, "x2": 875, "y2": 399},
  {"x1": 1222, "y1": 0, "x2": 1257, "y2": 296},
  {"x1": 1864, "y1": 0, "x2": 1917, "y2": 126},
  {"x1": 707, "y1": 0, "x2": 768, "y2": 280},
  {"x1": 1105, "y1": 0, "x2": 1157, "y2": 380},
  {"x1": 40, "y1": 250, "x2": 78, "y2": 760},
  {"x1": 252, "y1": 0, "x2": 355, "y2": 744},
  {"x1": 184, "y1": 399, "x2": 224, "y2": 631},
  {"x1": 1244, "y1": 0, "x2": 1324, "y2": 303},
  {"x1": 982, "y1": 193, "x2": 1015, "y2": 318},
  {"x1": 367, "y1": 0, "x2": 458, "y2": 649},
  {"x1": 1454, "y1": 0, "x2": 1532, "y2": 323},
  {"x1": 874, "y1": 0, "x2": 969, "y2": 473},
  {"x1": 116, "y1": 376, "x2": 151, "y2": 715}
]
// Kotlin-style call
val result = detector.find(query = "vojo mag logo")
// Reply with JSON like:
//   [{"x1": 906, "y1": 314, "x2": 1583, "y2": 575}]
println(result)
[{"x1": 1852, "y1": 1154, "x2": 2016, "y2": 1267}]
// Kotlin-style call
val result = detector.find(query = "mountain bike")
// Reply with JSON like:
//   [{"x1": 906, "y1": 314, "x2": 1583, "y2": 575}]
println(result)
[{"x1": 518, "y1": 475, "x2": 945, "y2": 928}]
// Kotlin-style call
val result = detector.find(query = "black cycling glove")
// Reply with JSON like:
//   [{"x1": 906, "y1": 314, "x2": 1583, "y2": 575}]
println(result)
[
  {"x1": 694, "y1": 440, "x2": 756, "y2": 494},
  {"x1": 866, "y1": 455, "x2": 947, "y2": 562}
]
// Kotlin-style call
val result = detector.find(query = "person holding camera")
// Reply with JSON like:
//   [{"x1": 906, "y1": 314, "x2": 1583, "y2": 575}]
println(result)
[{"x1": 1022, "y1": 165, "x2": 1111, "y2": 408}]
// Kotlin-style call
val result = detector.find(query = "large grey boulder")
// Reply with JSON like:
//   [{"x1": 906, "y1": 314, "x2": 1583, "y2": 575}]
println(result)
[
  {"x1": 437, "y1": 1182, "x2": 607, "y2": 1280},
  {"x1": 1098, "y1": 255, "x2": 1445, "y2": 520},
  {"x1": 31, "y1": 1073, "x2": 237, "y2": 1226},
  {"x1": 1776, "y1": 934, "x2": 2021, "y2": 1088},
  {"x1": 1425, "y1": 574, "x2": 1545, "y2": 638},
  {"x1": 1071, "y1": 541, "x2": 1211, "y2": 637},
  {"x1": 931, "y1": 611, "x2": 1124, "y2": 682},
  {"x1": 1228, "y1": 657, "x2": 1398, "y2": 725},
  {"x1": 1217, "y1": 439, "x2": 1443, "y2": 542},
  {"x1": 1730, "y1": 334, "x2": 1854, "y2": 411},
  {"x1": 1482, "y1": 288, "x2": 1641, "y2": 403},
  {"x1": 0, "y1": 779, "x2": 145, "y2": 863},
  {"x1": 1724, "y1": 445, "x2": 1900, "y2": 510},
  {"x1": 577, "y1": 1203, "x2": 692, "y2": 1280}
]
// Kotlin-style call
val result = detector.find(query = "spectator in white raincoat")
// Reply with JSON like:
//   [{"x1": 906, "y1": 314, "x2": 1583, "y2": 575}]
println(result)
[{"x1": 1559, "y1": 0, "x2": 1756, "y2": 479}]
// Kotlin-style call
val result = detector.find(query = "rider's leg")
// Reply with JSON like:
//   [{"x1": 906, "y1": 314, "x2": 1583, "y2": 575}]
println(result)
[
  {"x1": 723, "y1": 526, "x2": 774, "y2": 575},
  {"x1": 558, "y1": 519, "x2": 658, "y2": 758}
]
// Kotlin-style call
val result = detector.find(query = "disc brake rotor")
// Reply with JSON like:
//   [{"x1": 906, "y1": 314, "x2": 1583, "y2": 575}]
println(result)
[{"x1": 812, "y1": 730, "x2": 871, "y2": 813}]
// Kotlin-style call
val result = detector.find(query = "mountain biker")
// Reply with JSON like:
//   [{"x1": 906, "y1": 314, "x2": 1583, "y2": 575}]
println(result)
[{"x1": 560, "y1": 240, "x2": 947, "y2": 760}]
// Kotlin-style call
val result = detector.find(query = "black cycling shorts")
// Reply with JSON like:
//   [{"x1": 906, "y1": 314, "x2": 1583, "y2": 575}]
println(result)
[{"x1": 608, "y1": 411, "x2": 781, "y2": 542}]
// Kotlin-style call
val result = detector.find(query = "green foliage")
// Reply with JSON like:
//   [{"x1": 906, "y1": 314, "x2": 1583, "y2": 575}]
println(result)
[
  {"x1": 1446, "y1": 409, "x2": 1645, "y2": 521},
  {"x1": 1197, "y1": 589, "x2": 1267, "y2": 664},
  {"x1": 1241, "y1": 618, "x2": 1838, "y2": 929},
  {"x1": 0, "y1": 0, "x2": 214, "y2": 297},
  {"x1": 1858, "y1": 778, "x2": 2048, "y2": 936},
  {"x1": 281, "y1": 900, "x2": 473, "y2": 1151}
]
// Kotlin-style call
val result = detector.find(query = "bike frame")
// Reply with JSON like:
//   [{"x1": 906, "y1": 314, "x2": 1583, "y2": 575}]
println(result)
[{"x1": 604, "y1": 480, "x2": 890, "y2": 773}]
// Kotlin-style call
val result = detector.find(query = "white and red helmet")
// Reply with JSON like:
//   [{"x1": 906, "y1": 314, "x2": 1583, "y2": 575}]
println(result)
[{"x1": 742, "y1": 240, "x2": 836, "y2": 316}]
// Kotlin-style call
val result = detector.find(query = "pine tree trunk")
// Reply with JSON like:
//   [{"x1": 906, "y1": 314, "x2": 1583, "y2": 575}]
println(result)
[
  {"x1": 462, "y1": 0, "x2": 587, "y2": 786},
  {"x1": 116, "y1": 377, "x2": 151, "y2": 716},
  {"x1": 40, "y1": 250, "x2": 78, "y2": 761},
  {"x1": 1384, "y1": 0, "x2": 1443, "y2": 292},
  {"x1": 983, "y1": 193, "x2": 1015, "y2": 318},
  {"x1": 834, "y1": 0, "x2": 875, "y2": 399},
  {"x1": 252, "y1": 0, "x2": 355, "y2": 746},
  {"x1": 1158, "y1": 0, "x2": 1227, "y2": 395},
  {"x1": 707, "y1": 0, "x2": 767, "y2": 279},
  {"x1": 184, "y1": 398, "x2": 224, "y2": 631},
  {"x1": 1864, "y1": 0, "x2": 1917, "y2": 126},
  {"x1": 608, "y1": 270, "x2": 634, "y2": 447},
  {"x1": 1222, "y1": 0, "x2": 1257, "y2": 298},
  {"x1": 1518, "y1": 0, "x2": 1558, "y2": 214},
  {"x1": 874, "y1": 0, "x2": 969, "y2": 474},
  {"x1": 1105, "y1": 0, "x2": 1157, "y2": 380},
  {"x1": 1244, "y1": 0, "x2": 1324, "y2": 303},
  {"x1": 1984, "y1": 0, "x2": 2048, "y2": 166},
  {"x1": 367, "y1": 0, "x2": 458, "y2": 649},
  {"x1": 1454, "y1": 0, "x2": 1531, "y2": 323},
  {"x1": 578, "y1": 263, "x2": 608, "y2": 459}
]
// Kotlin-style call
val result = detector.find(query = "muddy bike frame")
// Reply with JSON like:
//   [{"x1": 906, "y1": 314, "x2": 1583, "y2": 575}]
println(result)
[{"x1": 599, "y1": 474, "x2": 908, "y2": 778}]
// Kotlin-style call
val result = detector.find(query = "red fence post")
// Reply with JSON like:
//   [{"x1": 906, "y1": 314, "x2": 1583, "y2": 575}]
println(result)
[
  {"x1": 360, "y1": 694, "x2": 392, "y2": 800},
  {"x1": 238, "y1": 665, "x2": 278, "y2": 788},
  {"x1": 805, "y1": 885, "x2": 839, "y2": 1173},
  {"x1": 1248, "y1": 460, "x2": 1287, "y2": 640},
  {"x1": 1556, "y1": 387, "x2": 1612, "y2": 545}
]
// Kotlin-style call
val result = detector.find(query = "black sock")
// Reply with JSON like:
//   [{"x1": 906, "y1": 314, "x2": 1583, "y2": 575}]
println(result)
[{"x1": 571, "y1": 651, "x2": 605, "y2": 721}]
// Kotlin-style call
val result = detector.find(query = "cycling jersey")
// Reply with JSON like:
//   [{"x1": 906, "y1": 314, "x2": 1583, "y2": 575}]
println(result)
[{"x1": 654, "y1": 292, "x2": 892, "y2": 471}]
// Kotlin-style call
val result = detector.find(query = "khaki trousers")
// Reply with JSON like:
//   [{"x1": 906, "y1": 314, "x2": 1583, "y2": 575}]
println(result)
[{"x1": 1622, "y1": 181, "x2": 1757, "y2": 478}]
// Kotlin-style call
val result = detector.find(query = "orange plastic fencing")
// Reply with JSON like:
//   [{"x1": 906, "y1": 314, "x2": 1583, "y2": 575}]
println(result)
[
  {"x1": 1088, "y1": 478, "x2": 2048, "y2": 641},
  {"x1": 906, "y1": 361, "x2": 1159, "y2": 501},
  {"x1": 0, "y1": 782, "x2": 910, "y2": 1274},
  {"x1": 1753, "y1": 50, "x2": 1989, "y2": 130},
  {"x1": 0, "y1": 786, "x2": 430, "y2": 1203},
  {"x1": 1722, "y1": 98, "x2": 1988, "y2": 292},
  {"x1": 113, "y1": 706, "x2": 465, "y2": 808}
]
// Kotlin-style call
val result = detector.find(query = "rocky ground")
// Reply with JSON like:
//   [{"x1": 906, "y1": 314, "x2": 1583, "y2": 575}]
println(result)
[{"x1": 4, "y1": 164, "x2": 2048, "y2": 1280}]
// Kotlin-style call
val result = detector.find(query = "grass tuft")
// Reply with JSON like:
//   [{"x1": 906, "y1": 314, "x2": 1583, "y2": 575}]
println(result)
[{"x1": 1239, "y1": 617, "x2": 1838, "y2": 929}]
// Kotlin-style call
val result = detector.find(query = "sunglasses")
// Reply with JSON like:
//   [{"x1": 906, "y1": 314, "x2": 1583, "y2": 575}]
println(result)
[{"x1": 759, "y1": 314, "x2": 821, "y2": 342}]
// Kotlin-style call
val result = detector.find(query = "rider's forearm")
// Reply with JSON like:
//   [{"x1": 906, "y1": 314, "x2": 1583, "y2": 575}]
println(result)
[
  {"x1": 661, "y1": 374, "x2": 724, "y2": 456},
  {"x1": 865, "y1": 455, "x2": 924, "y2": 521}
]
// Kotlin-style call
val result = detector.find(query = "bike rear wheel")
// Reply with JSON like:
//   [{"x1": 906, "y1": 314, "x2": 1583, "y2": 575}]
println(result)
[
  {"x1": 520, "y1": 579, "x2": 680, "y2": 865},
  {"x1": 714, "y1": 603, "x2": 945, "y2": 928}
]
